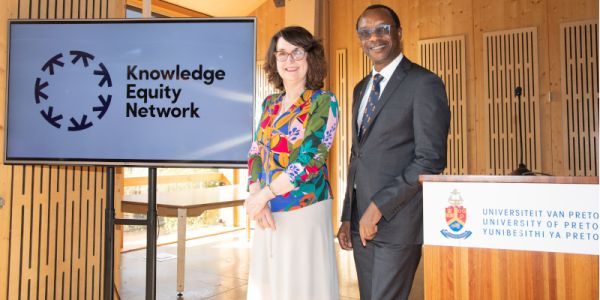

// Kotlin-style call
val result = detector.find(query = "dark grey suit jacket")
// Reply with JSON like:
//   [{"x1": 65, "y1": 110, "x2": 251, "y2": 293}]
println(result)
[{"x1": 341, "y1": 56, "x2": 450, "y2": 246}]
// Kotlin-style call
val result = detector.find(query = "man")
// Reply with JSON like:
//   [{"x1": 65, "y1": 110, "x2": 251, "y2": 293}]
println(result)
[{"x1": 337, "y1": 4, "x2": 450, "y2": 300}]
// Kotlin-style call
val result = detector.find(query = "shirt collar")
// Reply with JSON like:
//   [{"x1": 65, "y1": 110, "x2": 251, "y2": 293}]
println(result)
[{"x1": 371, "y1": 52, "x2": 404, "y2": 80}]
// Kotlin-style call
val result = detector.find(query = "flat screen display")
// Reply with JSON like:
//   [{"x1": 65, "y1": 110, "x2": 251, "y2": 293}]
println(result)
[{"x1": 5, "y1": 19, "x2": 256, "y2": 167}]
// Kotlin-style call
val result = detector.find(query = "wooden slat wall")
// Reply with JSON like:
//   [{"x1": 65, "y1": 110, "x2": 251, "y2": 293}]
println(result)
[
  {"x1": 483, "y1": 28, "x2": 542, "y2": 175},
  {"x1": 2, "y1": 166, "x2": 114, "y2": 300},
  {"x1": 0, "y1": 0, "x2": 125, "y2": 299},
  {"x1": 255, "y1": 60, "x2": 277, "y2": 104},
  {"x1": 325, "y1": 1, "x2": 597, "y2": 298},
  {"x1": 560, "y1": 20, "x2": 599, "y2": 176},
  {"x1": 11, "y1": 0, "x2": 113, "y2": 19},
  {"x1": 334, "y1": 49, "x2": 348, "y2": 222},
  {"x1": 424, "y1": 245, "x2": 599, "y2": 299},
  {"x1": 359, "y1": 50, "x2": 373, "y2": 78},
  {"x1": 327, "y1": 0, "x2": 598, "y2": 185},
  {"x1": 249, "y1": 0, "x2": 284, "y2": 128},
  {"x1": 419, "y1": 36, "x2": 468, "y2": 175}
]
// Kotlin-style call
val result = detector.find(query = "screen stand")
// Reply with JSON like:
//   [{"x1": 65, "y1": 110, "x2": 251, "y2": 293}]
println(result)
[
  {"x1": 146, "y1": 167, "x2": 158, "y2": 299},
  {"x1": 103, "y1": 167, "x2": 115, "y2": 300},
  {"x1": 104, "y1": 167, "x2": 158, "y2": 300}
]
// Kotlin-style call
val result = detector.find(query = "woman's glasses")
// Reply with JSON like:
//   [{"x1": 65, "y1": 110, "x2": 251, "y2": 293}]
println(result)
[
  {"x1": 274, "y1": 48, "x2": 306, "y2": 62},
  {"x1": 357, "y1": 24, "x2": 392, "y2": 40}
]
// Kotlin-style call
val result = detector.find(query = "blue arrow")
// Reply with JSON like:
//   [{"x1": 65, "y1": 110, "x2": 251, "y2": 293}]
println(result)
[
  {"x1": 93, "y1": 63, "x2": 112, "y2": 87},
  {"x1": 34, "y1": 78, "x2": 49, "y2": 104},
  {"x1": 70, "y1": 50, "x2": 95, "y2": 67},
  {"x1": 41, "y1": 53, "x2": 64, "y2": 75},
  {"x1": 93, "y1": 94, "x2": 111, "y2": 119},
  {"x1": 68, "y1": 114, "x2": 93, "y2": 131},
  {"x1": 40, "y1": 106, "x2": 63, "y2": 128}
]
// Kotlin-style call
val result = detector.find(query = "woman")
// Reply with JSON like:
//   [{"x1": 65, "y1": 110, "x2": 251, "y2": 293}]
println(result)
[{"x1": 244, "y1": 26, "x2": 339, "y2": 300}]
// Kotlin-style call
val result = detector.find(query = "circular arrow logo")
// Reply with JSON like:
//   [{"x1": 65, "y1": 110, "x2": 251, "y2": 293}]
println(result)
[{"x1": 34, "y1": 50, "x2": 112, "y2": 131}]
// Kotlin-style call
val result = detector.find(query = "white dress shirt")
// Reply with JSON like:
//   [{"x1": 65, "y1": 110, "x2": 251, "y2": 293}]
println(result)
[{"x1": 356, "y1": 53, "x2": 404, "y2": 129}]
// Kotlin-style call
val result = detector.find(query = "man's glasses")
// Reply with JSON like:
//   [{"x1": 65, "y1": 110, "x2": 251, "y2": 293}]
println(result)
[
  {"x1": 274, "y1": 48, "x2": 306, "y2": 62},
  {"x1": 357, "y1": 24, "x2": 392, "y2": 40}
]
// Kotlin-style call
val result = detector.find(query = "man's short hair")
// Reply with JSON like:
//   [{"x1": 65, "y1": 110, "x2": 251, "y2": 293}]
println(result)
[{"x1": 356, "y1": 4, "x2": 401, "y2": 30}]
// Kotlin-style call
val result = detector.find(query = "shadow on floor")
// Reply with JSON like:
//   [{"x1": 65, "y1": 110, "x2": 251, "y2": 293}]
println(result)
[{"x1": 119, "y1": 230, "x2": 361, "y2": 300}]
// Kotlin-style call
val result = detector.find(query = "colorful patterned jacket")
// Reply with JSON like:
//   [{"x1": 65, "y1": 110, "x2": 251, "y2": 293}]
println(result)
[{"x1": 248, "y1": 89, "x2": 339, "y2": 212}]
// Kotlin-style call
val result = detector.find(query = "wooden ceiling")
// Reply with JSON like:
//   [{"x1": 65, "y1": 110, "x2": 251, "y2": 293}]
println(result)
[{"x1": 129, "y1": 0, "x2": 269, "y2": 17}]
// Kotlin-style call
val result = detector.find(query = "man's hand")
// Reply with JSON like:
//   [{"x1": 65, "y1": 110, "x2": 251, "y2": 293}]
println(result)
[
  {"x1": 254, "y1": 205, "x2": 276, "y2": 230},
  {"x1": 359, "y1": 202, "x2": 382, "y2": 246},
  {"x1": 337, "y1": 221, "x2": 352, "y2": 250}
]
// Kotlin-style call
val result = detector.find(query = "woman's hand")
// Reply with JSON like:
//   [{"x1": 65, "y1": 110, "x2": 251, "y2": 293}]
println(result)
[
  {"x1": 254, "y1": 206, "x2": 276, "y2": 230},
  {"x1": 244, "y1": 188, "x2": 273, "y2": 218}
]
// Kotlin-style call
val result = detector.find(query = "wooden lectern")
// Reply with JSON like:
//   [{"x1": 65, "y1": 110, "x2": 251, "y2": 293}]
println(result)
[{"x1": 420, "y1": 175, "x2": 599, "y2": 299}]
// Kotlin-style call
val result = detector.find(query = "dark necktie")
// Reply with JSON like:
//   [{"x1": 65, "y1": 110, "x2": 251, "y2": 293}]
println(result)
[{"x1": 359, "y1": 73, "x2": 384, "y2": 140}]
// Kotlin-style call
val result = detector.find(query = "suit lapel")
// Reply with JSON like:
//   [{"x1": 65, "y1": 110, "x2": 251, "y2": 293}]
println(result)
[{"x1": 359, "y1": 57, "x2": 412, "y2": 144}]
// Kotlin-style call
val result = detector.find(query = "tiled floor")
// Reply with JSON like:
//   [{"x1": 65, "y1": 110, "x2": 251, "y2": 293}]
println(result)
[{"x1": 119, "y1": 230, "x2": 361, "y2": 300}]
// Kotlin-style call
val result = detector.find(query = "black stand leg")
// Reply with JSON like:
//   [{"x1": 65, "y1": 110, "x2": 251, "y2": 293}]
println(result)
[
  {"x1": 103, "y1": 167, "x2": 115, "y2": 300},
  {"x1": 146, "y1": 167, "x2": 158, "y2": 300},
  {"x1": 103, "y1": 166, "x2": 158, "y2": 300}
]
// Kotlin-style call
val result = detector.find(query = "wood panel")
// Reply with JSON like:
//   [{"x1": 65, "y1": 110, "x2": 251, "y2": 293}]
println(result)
[
  {"x1": 126, "y1": 0, "x2": 211, "y2": 18},
  {"x1": 483, "y1": 27, "x2": 542, "y2": 175},
  {"x1": 359, "y1": 50, "x2": 372, "y2": 78},
  {"x1": 424, "y1": 245, "x2": 599, "y2": 300},
  {"x1": 327, "y1": 1, "x2": 597, "y2": 299},
  {"x1": 255, "y1": 60, "x2": 277, "y2": 102},
  {"x1": 472, "y1": 0, "x2": 552, "y2": 176},
  {"x1": 560, "y1": 20, "x2": 598, "y2": 176},
  {"x1": 330, "y1": 0, "x2": 597, "y2": 179},
  {"x1": 327, "y1": 0, "x2": 350, "y2": 218},
  {"x1": 249, "y1": 0, "x2": 284, "y2": 143},
  {"x1": 334, "y1": 48, "x2": 348, "y2": 225},
  {"x1": 420, "y1": 174, "x2": 598, "y2": 184},
  {"x1": 0, "y1": 0, "x2": 124, "y2": 299},
  {"x1": 419, "y1": 36, "x2": 468, "y2": 175},
  {"x1": 2, "y1": 166, "x2": 113, "y2": 300},
  {"x1": 249, "y1": 0, "x2": 285, "y2": 62},
  {"x1": 547, "y1": 0, "x2": 599, "y2": 176}
]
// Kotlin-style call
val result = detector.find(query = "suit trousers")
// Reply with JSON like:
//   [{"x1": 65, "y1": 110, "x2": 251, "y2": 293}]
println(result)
[{"x1": 351, "y1": 233, "x2": 421, "y2": 300}]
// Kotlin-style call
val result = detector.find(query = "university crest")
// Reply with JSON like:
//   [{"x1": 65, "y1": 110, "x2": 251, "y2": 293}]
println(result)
[{"x1": 441, "y1": 189, "x2": 472, "y2": 239}]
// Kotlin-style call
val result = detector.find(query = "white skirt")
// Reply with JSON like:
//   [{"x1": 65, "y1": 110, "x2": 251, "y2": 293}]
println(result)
[{"x1": 246, "y1": 199, "x2": 339, "y2": 300}]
